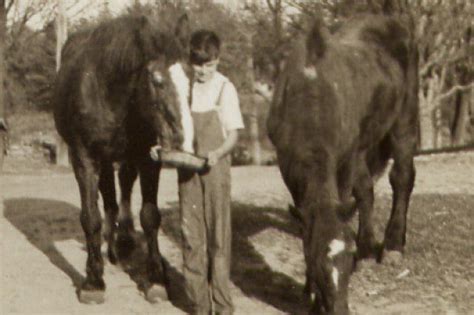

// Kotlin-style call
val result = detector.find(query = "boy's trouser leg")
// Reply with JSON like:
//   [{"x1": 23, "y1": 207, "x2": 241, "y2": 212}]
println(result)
[
  {"x1": 204, "y1": 160, "x2": 234, "y2": 314},
  {"x1": 179, "y1": 170, "x2": 211, "y2": 315}
]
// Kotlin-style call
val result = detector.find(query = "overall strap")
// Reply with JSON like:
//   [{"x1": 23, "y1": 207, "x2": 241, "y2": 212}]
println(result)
[
  {"x1": 188, "y1": 70, "x2": 194, "y2": 109},
  {"x1": 215, "y1": 81, "x2": 227, "y2": 108},
  {"x1": 214, "y1": 81, "x2": 228, "y2": 138}
]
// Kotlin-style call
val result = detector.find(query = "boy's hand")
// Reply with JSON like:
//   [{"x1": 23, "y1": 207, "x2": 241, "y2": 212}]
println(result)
[
  {"x1": 205, "y1": 130, "x2": 239, "y2": 167},
  {"x1": 207, "y1": 150, "x2": 220, "y2": 167},
  {"x1": 150, "y1": 145, "x2": 162, "y2": 161}
]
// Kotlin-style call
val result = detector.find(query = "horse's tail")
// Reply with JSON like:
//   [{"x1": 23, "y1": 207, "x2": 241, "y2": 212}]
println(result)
[
  {"x1": 306, "y1": 18, "x2": 329, "y2": 60},
  {"x1": 383, "y1": 0, "x2": 416, "y2": 35}
]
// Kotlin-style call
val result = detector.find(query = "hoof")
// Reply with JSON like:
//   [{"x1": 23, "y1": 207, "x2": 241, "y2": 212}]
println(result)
[
  {"x1": 383, "y1": 250, "x2": 403, "y2": 265},
  {"x1": 356, "y1": 249, "x2": 380, "y2": 262},
  {"x1": 356, "y1": 258, "x2": 378, "y2": 270},
  {"x1": 108, "y1": 247, "x2": 118, "y2": 265},
  {"x1": 145, "y1": 284, "x2": 168, "y2": 303},
  {"x1": 116, "y1": 233, "x2": 135, "y2": 259},
  {"x1": 78, "y1": 289, "x2": 105, "y2": 304},
  {"x1": 357, "y1": 239, "x2": 382, "y2": 261}
]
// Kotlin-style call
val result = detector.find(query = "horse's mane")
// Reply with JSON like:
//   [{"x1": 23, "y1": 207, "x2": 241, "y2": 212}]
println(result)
[
  {"x1": 303, "y1": 12, "x2": 412, "y2": 72},
  {"x1": 63, "y1": 14, "x2": 181, "y2": 80},
  {"x1": 305, "y1": 0, "x2": 415, "y2": 62}
]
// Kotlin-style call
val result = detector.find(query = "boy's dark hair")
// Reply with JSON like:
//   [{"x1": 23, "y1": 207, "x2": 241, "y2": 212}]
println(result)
[{"x1": 189, "y1": 30, "x2": 221, "y2": 65}]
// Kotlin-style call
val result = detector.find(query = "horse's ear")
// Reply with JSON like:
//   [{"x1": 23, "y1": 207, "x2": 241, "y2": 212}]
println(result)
[
  {"x1": 307, "y1": 18, "x2": 328, "y2": 59},
  {"x1": 175, "y1": 13, "x2": 190, "y2": 49},
  {"x1": 383, "y1": 0, "x2": 393, "y2": 14}
]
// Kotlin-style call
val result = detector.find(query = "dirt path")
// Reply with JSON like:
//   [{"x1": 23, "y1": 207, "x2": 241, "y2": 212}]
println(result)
[{"x1": 1, "y1": 152, "x2": 473, "y2": 314}]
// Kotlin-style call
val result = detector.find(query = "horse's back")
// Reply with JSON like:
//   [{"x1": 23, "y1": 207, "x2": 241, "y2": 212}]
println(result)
[
  {"x1": 270, "y1": 13, "x2": 415, "y2": 161},
  {"x1": 54, "y1": 27, "x2": 131, "y2": 159},
  {"x1": 335, "y1": 14, "x2": 413, "y2": 72}
]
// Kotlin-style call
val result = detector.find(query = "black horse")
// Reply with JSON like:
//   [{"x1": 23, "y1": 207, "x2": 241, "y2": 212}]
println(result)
[
  {"x1": 267, "y1": 1, "x2": 418, "y2": 314},
  {"x1": 54, "y1": 14, "x2": 191, "y2": 303}
]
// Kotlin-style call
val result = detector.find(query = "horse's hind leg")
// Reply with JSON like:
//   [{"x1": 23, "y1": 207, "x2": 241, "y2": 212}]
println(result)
[
  {"x1": 384, "y1": 121, "x2": 416, "y2": 263},
  {"x1": 353, "y1": 157, "x2": 379, "y2": 261},
  {"x1": 116, "y1": 162, "x2": 138, "y2": 258},
  {"x1": 137, "y1": 159, "x2": 168, "y2": 302},
  {"x1": 99, "y1": 162, "x2": 119, "y2": 264},
  {"x1": 336, "y1": 152, "x2": 358, "y2": 220},
  {"x1": 70, "y1": 146, "x2": 105, "y2": 303}
]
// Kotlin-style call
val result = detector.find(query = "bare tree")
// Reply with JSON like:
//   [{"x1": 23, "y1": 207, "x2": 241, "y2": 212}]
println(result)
[
  {"x1": 0, "y1": 0, "x2": 6, "y2": 171},
  {"x1": 414, "y1": 0, "x2": 473, "y2": 149},
  {"x1": 241, "y1": 0, "x2": 289, "y2": 165}
]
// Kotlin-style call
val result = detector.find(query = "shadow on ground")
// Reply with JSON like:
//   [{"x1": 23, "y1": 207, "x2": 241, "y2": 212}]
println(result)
[
  {"x1": 4, "y1": 194, "x2": 474, "y2": 314},
  {"x1": 4, "y1": 198, "x2": 85, "y2": 288},
  {"x1": 161, "y1": 201, "x2": 308, "y2": 314},
  {"x1": 4, "y1": 198, "x2": 307, "y2": 314},
  {"x1": 2, "y1": 198, "x2": 191, "y2": 312}
]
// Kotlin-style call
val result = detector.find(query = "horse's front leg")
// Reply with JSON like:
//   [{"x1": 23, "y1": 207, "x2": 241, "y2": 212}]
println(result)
[
  {"x1": 353, "y1": 157, "x2": 379, "y2": 262},
  {"x1": 99, "y1": 162, "x2": 119, "y2": 264},
  {"x1": 116, "y1": 162, "x2": 138, "y2": 259},
  {"x1": 305, "y1": 168, "x2": 353, "y2": 315},
  {"x1": 137, "y1": 158, "x2": 168, "y2": 302},
  {"x1": 70, "y1": 147, "x2": 105, "y2": 304}
]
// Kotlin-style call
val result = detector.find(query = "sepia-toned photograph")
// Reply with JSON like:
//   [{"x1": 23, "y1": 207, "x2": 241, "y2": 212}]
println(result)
[{"x1": 1, "y1": 0, "x2": 473, "y2": 314}]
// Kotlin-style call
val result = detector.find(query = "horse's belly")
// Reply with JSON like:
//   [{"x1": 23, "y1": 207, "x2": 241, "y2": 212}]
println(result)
[{"x1": 88, "y1": 131, "x2": 128, "y2": 161}]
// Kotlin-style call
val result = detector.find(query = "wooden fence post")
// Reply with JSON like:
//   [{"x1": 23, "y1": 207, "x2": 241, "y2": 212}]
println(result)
[
  {"x1": 55, "y1": 0, "x2": 69, "y2": 166},
  {"x1": 0, "y1": 0, "x2": 6, "y2": 172}
]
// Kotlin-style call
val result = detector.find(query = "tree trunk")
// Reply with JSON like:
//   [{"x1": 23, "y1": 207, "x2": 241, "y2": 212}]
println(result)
[
  {"x1": 0, "y1": 0, "x2": 6, "y2": 172},
  {"x1": 419, "y1": 78, "x2": 438, "y2": 150},
  {"x1": 246, "y1": 42, "x2": 261, "y2": 165},
  {"x1": 452, "y1": 86, "x2": 471, "y2": 146},
  {"x1": 248, "y1": 105, "x2": 261, "y2": 165},
  {"x1": 55, "y1": 0, "x2": 69, "y2": 166},
  {"x1": 248, "y1": 57, "x2": 262, "y2": 165}
]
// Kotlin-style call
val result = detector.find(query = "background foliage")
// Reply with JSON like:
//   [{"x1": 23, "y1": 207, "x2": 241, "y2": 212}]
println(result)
[{"x1": 2, "y1": 0, "x2": 473, "y2": 165}]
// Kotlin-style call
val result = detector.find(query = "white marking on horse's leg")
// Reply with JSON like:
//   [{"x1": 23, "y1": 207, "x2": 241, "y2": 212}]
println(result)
[
  {"x1": 102, "y1": 215, "x2": 114, "y2": 238},
  {"x1": 328, "y1": 239, "x2": 345, "y2": 258},
  {"x1": 303, "y1": 65, "x2": 318, "y2": 79},
  {"x1": 332, "y1": 267, "x2": 339, "y2": 291},
  {"x1": 169, "y1": 62, "x2": 194, "y2": 153},
  {"x1": 310, "y1": 293, "x2": 316, "y2": 303}
]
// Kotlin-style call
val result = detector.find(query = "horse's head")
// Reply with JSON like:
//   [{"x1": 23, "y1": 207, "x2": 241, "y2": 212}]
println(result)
[{"x1": 136, "y1": 14, "x2": 193, "y2": 151}]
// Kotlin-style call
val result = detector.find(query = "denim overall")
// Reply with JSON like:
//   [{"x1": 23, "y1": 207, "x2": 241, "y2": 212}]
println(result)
[{"x1": 178, "y1": 83, "x2": 233, "y2": 315}]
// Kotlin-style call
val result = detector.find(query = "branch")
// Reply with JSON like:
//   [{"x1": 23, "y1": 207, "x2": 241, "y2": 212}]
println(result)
[
  {"x1": 435, "y1": 82, "x2": 474, "y2": 103},
  {"x1": 266, "y1": 0, "x2": 275, "y2": 12},
  {"x1": 439, "y1": 64, "x2": 449, "y2": 92},
  {"x1": 68, "y1": 1, "x2": 102, "y2": 20},
  {"x1": 419, "y1": 47, "x2": 446, "y2": 77},
  {"x1": 6, "y1": 0, "x2": 14, "y2": 15},
  {"x1": 419, "y1": 36, "x2": 471, "y2": 77},
  {"x1": 286, "y1": 0, "x2": 311, "y2": 16}
]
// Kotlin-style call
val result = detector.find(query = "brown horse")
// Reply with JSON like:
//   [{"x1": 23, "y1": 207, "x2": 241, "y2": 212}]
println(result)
[
  {"x1": 267, "y1": 2, "x2": 418, "y2": 314},
  {"x1": 54, "y1": 14, "x2": 192, "y2": 303}
]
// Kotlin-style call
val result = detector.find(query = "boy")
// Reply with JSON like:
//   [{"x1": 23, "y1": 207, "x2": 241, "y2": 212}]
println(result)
[{"x1": 179, "y1": 30, "x2": 243, "y2": 315}]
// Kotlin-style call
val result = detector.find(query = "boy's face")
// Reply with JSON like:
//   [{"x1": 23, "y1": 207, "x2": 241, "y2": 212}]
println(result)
[{"x1": 192, "y1": 59, "x2": 219, "y2": 83}]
